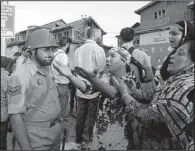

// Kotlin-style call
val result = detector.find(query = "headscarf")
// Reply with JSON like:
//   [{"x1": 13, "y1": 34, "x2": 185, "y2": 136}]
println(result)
[
  {"x1": 108, "y1": 47, "x2": 131, "y2": 65},
  {"x1": 152, "y1": 64, "x2": 194, "y2": 149},
  {"x1": 160, "y1": 20, "x2": 194, "y2": 81}
]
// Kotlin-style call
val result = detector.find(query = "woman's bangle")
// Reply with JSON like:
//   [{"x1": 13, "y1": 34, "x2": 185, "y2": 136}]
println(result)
[{"x1": 120, "y1": 93, "x2": 129, "y2": 102}]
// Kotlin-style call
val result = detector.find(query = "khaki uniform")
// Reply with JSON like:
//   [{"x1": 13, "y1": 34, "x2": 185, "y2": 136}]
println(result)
[{"x1": 8, "y1": 58, "x2": 62, "y2": 150}]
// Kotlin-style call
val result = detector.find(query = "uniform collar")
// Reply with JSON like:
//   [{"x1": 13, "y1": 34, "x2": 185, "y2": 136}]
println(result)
[{"x1": 27, "y1": 58, "x2": 50, "y2": 76}]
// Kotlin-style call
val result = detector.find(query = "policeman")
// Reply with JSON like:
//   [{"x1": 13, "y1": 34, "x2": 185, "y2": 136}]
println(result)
[{"x1": 7, "y1": 27, "x2": 63, "y2": 150}]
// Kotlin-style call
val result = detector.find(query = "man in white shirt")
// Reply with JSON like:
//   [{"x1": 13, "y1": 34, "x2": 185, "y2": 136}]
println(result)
[
  {"x1": 51, "y1": 37, "x2": 72, "y2": 120},
  {"x1": 74, "y1": 28, "x2": 106, "y2": 148}
]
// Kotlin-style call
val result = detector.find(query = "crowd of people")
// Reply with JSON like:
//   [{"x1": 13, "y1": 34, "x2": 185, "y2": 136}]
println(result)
[{"x1": 0, "y1": 20, "x2": 194, "y2": 150}]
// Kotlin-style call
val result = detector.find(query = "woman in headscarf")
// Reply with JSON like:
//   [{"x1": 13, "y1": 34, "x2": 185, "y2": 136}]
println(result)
[
  {"x1": 160, "y1": 20, "x2": 194, "y2": 81},
  {"x1": 54, "y1": 47, "x2": 142, "y2": 150},
  {"x1": 113, "y1": 40, "x2": 194, "y2": 150}
]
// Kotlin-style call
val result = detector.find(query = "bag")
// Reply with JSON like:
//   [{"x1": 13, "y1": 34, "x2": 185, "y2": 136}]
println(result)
[
  {"x1": 127, "y1": 47, "x2": 145, "y2": 82},
  {"x1": 7, "y1": 117, "x2": 12, "y2": 133}
]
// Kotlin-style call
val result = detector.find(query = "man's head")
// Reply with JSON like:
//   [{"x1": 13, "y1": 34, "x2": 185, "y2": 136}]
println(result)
[
  {"x1": 1, "y1": 56, "x2": 10, "y2": 69},
  {"x1": 59, "y1": 37, "x2": 72, "y2": 54},
  {"x1": 120, "y1": 27, "x2": 135, "y2": 44},
  {"x1": 87, "y1": 28, "x2": 102, "y2": 44},
  {"x1": 26, "y1": 27, "x2": 59, "y2": 66},
  {"x1": 106, "y1": 47, "x2": 131, "y2": 75}
]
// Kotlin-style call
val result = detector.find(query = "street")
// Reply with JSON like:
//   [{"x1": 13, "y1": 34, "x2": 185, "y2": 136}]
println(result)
[{"x1": 6, "y1": 105, "x2": 89, "y2": 150}]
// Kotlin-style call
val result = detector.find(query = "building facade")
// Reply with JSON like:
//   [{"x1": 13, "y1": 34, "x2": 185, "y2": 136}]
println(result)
[
  {"x1": 117, "y1": 1, "x2": 194, "y2": 70},
  {"x1": 6, "y1": 17, "x2": 109, "y2": 69}
]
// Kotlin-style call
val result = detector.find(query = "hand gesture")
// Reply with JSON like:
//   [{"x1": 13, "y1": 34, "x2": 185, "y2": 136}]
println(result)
[
  {"x1": 112, "y1": 76, "x2": 129, "y2": 95},
  {"x1": 125, "y1": 101, "x2": 138, "y2": 115},
  {"x1": 75, "y1": 67, "x2": 98, "y2": 79},
  {"x1": 126, "y1": 79, "x2": 136, "y2": 91},
  {"x1": 53, "y1": 62, "x2": 73, "y2": 78}
]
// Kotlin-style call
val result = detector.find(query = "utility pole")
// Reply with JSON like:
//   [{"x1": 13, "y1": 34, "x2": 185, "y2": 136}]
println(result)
[
  {"x1": 1, "y1": 1, "x2": 9, "y2": 56},
  {"x1": 1, "y1": 0, "x2": 15, "y2": 57}
]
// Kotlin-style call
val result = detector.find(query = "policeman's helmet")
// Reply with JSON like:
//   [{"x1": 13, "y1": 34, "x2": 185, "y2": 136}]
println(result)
[{"x1": 26, "y1": 26, "x2": 59, "y2": 50}]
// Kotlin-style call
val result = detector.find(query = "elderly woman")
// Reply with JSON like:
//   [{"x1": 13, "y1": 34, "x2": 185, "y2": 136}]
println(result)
[
  {"x1": 54, "y1": 47, "x2": 143, "y2": 150},
  {"x1": 112, "y1": 40, "x2": 194, "y2": 150},
  {"x1": 160, "y1": 20, "x2": 194, "y2": 81}
]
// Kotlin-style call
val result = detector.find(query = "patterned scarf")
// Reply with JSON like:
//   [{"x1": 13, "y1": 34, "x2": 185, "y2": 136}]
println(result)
[{"x1": 151, "y1": 64, "x2": 194, "y2": 149}]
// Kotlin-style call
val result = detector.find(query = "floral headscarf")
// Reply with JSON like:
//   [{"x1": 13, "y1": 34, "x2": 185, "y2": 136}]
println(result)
[{"x1": 108, "y1": 47, "x2": 131, "y2": 65}]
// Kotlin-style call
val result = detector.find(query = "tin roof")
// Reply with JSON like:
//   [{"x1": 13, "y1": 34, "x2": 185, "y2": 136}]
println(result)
[
  {"x1": 52, "y1": 17, "x2": 106, "y2": 35},
  {"x1": 134, "y1": 1, "x2": 158, "y2": 15}
]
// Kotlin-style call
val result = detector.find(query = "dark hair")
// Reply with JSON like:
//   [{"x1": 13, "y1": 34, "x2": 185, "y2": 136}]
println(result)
[
  {"x1": 188, "y1": 40, "x2": 195, "y2": 63},
  {"x1": 59, "y1": 37, "x2": 72, "y2": 47},
  {"x1": 1, "y1": 56, "x2": 10, "y2": 68},
  {"x1": 126, "y1": 64, "x2": 131, "y2": 73},
  {"x1": 1, "y1": 56, "x2": 14, "y2": 74},
  {"x1": 87, "y1": 28, "x2": 100, "y2": 39},
  {"x1": 120, "y1": 27, "x2": 135, "y2": 42},
  {"x1": 13, "y1": 52, "x2": 21, "y2": 57}
]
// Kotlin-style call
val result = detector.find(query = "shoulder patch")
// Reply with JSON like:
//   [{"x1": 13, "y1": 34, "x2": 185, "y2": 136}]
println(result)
[{"x1": 8, "y1": 85, "x2": 21, "y2": 97}]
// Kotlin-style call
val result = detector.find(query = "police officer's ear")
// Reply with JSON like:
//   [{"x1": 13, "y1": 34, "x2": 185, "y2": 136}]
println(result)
[{"x1": 30, "y1": 48, "x2": 37, "y2": 58}]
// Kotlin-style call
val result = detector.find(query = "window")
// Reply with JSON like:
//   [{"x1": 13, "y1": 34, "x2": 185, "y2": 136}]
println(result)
[
  {"x1": 158, "y1": 11, "x2": 161, "y2": 17},
  {"x1": 58, "y1": 33, "x2": 61, "y2": 39},
  {"x1": 155, "y1": 10, "x2": 166, "y2": 19},
  {"x1": 64, "y1": 31, "x2": 69, "y2": 37},
  {"x1": 154, "y1": 12, "x2": 157, "y2": 19},
  {"x1": 137, "y1": 39, "x2": 140, "y2": 45},
  {"x1": 162, "y1": 10, "x2": 166, "y2": 17},
  {"x1": 54, "y1": 34, "x2": 57, "y2": 40},
  {"x1": 87, "y1": 21, "x2": 92, "y2": 27},
  {"x1": 55, "y1": 23, "x2": 59, "y2": 27}
]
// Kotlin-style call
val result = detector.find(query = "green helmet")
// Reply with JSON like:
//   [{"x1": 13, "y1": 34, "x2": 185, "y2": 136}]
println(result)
[{"x1": 26, "y1": 27, "x2": 59, "y2": 50}]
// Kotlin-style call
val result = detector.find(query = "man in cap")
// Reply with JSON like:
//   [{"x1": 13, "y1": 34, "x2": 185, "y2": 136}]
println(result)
[
  {"x1": 7, "y1": 27, "x2": 62, "y2": 150},
  {"x1": 120, "y1": 27, "x2": 155, "y2": 103},
  {"x1": 120, "y1": 27, "x2": 153, "y2": 82}
]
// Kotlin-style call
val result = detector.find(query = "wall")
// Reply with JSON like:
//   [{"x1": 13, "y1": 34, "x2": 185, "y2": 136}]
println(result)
[
  {"x1": 139, "y1": 1, "x2": 193, "y2": 30},
  {"x1": 139, "y1": 29, "x2": 171, "y2": 68},
  {"x1": 53, "y1": 29, "x2": 71, "y2": 42}
]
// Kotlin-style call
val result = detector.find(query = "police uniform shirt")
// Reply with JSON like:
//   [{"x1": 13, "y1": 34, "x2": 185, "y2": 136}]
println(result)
[{"x1": 8, "y1": 58, "x2": 61, "y2": 122}]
